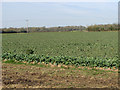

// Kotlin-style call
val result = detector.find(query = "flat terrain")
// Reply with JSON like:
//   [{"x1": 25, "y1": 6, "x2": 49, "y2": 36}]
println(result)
[
  {"x1": 2, "y1": 32, "x2": 119, "y2": 88},
  {"x1": 2, "y1": 32, "x2": 118, "y2": 57},
  {"x1": 2, "y1": 63, "x2": 118, "y2": 88}
]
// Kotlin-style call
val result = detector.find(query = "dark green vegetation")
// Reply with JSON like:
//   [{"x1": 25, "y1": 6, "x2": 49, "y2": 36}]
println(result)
[
  {"x1": 2, "y1": 53, "x2": 118, "y2": 68},
  {"x1": 1, "y1": 24, "x2": 118, "y2": 33},
  {"x1": 2, "y1": 32, "x2": 118, "y2": 68}
]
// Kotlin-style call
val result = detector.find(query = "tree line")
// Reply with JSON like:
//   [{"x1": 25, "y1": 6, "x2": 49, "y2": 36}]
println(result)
[
  {"x1": 0, "y1": 24, "x2": 118, "y2": 33},
  {"x1": 87, "y1": 24, "x2": 118, "y2": 31},
  {"x1": 1, "y1": 26, "x2": 86, "y2": 33}
]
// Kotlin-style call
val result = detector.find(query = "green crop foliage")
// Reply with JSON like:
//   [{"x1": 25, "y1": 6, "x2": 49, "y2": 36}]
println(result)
[
  {"x1": 2, "y1": 32, "x2": 118, "y2": 68},
  {"x1": 26, "y1": 49, "x2": 34, "y2": 54},
  {"x1": 2, "y1": 53, "x2": 118, "y2": 68}
]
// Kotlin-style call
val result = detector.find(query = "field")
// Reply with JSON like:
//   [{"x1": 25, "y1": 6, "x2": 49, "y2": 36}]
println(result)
[
  {"x1": 2, "y1": 32, "x2": 119, "y2": 88},
  {"x1": 2, "y1": 32, "x2": 118, "y2": 57},
  {"x1": 2, "y1": 32, "x2": 118, "y2": 68},
  {"x1": 2, "y1": 63, "x2": 118, "y2": 88}
]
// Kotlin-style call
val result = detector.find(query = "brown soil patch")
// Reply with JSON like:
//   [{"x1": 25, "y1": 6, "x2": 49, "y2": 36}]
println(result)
[{"x1": 2, "y1": 63, "x2": 119, "y2": 88}]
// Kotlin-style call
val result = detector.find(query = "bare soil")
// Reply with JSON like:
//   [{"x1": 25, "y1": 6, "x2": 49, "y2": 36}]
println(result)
[{"x1": 2, "y1": 63, "x2": 119, "y2": 88}]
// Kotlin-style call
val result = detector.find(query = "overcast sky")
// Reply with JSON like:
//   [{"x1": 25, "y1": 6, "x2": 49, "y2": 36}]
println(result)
[{"x1": 2, "y1": 2, "x2": 118, "y2": 28}]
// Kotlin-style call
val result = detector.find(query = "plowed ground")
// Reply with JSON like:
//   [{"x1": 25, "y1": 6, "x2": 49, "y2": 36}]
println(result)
[{"x1": 2, "y1": 63, "x2": 119, "y2": 88}]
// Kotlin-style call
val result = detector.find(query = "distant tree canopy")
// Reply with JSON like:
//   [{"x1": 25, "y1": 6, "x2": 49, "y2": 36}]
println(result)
[
  {"x1": 1, "y1": 26, "x2": 86, "y2": 33},
  {"x1": 87, "y1": 24, "x2": 118, "y2": 31},
  {"x1": 0, "y1": 24, "x2": 118, "y2": 33}
]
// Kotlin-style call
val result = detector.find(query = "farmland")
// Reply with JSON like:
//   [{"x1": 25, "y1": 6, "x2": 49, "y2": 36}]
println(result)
[
  {"x1": 2, "y1": 32, "x2": 118, "y2": 68},
  {"x1": 2, "y1": 31, "x2": 119, "y2": 88},
  {"x1": 2, "y1": 63, "x2": 118, "y2": 88}
]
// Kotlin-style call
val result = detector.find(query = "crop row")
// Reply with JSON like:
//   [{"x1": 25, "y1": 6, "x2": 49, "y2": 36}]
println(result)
[{"x1": 2, "y1": 53, "x2": 119, "y2": 68}]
